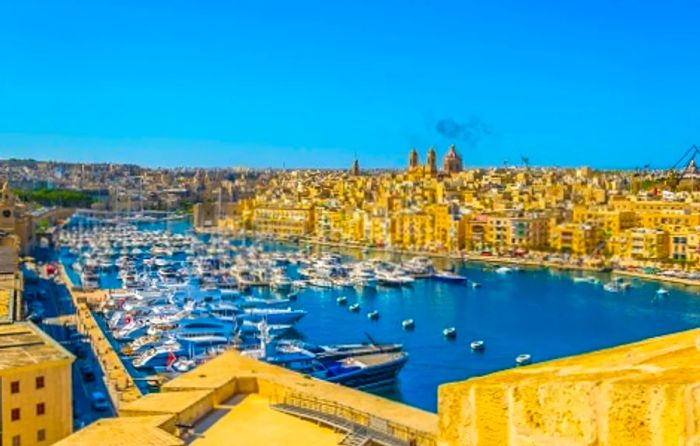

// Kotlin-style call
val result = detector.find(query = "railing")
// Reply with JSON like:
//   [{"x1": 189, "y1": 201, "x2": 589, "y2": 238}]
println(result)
[{"x1": 270, "y1": 393, "x2": 435, "y2": 446}]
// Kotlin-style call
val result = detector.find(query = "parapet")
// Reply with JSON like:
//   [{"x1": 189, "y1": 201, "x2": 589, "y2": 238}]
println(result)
[{"x1": 438, "y1": 328, "x2": 700, "y2": 445}]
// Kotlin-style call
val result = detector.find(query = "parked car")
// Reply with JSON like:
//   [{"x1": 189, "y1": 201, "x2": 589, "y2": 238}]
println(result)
[
  {"x1": 90, "y1": 391, "x2": 110, "y2": 412},
  {"x1": 79, "y1": 362, "x2": 95, "y2": 382},
  {"x1": 72, "y1": 343, "x2": 88, "y2": 359}
]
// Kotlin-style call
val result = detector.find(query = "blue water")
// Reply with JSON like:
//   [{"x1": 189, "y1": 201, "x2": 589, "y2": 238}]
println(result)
[
  {"x1": 282, "y1": 264, "x2": 700, "y2": 411},
  {"x1": 60, "y1": 219, "x2": 700, "y2": 412}
]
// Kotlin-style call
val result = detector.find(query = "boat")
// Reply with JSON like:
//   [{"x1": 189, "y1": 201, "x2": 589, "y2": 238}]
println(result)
[
  {"x1": 433, "y1": 270, "x2": 467, "y2": 282},
  {"x1": 495, "y1": 266, "x2": 512, "y2": 274},
  {"x1": 572, "y1": 277, "x2": 589, "y2": 283},
  {"x1": 401, "y1": 319, "x2": 415, "y2": 330},
  {"x1": 336, "y1": 296, "x2": 348, "y2": 305},
  {"x1": 470, "y1": 340, "x2": 485, "y2": 351},
  {"x1": 349, "y1": 303, "x2": 360, "y2": 312},
  {"x1": 171, "y1": 357, "x2": 197, "y2": 373},
  {"x1": 470, "y1": 281, "x2": 482, "y2": 289},
  {"x1": 243, "y1": 332, "x2": 408, "y2": 390},
  {"x1": 443, "y1": 327, "x2": 457, "y2": 339},
  {"x1": 308, "y1": 277, "x2": 335, "y2": 289},
  {"x1": 656, "y1": 288, "x2": 670, "y2": 296},
  {"x1": 603, "y1": 280, "x2": 623, "y2": 293},
  {"x1": 515, "y1": 354, "x2": 532, "y2": 366},
  {"x1": 367, "y1": 310, "x2": 380, "y2": 320},
  {"x1": 133, "y1": 342, "x2": 184, "y2": 370},
  {"x1": 239, "y1": 308, "x2": 308, "y2": 325}
]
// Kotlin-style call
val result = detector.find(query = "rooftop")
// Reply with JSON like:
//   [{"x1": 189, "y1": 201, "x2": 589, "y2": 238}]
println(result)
[
  {"x1": 58, "y1": 351, "x2": 437, "y2": 446},
  {"x1": 189, "y1": 394, "x2": 342, "y2": 446},
  {"x1": 55, "y1": 415, "x2": 183, "y2": 446},
  {"x1": 0, "y1": 321, "x2": 74, "y2": 371}
]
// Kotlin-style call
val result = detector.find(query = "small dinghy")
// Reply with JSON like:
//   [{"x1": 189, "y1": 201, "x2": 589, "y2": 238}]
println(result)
[
  {"x1": 443, "y1": 327, "x2": 457, "y2": 339},
  {"x1": 515, "y1": 354, "x2": 532, "y2": 366},
  {"x1": 470, "y1": 340, "x2": 485, "y2": 351},
  {"x1": 367, "y1": 310, "x2": 380, "y2": 320},
  {"x1": 402, "y1": 319, "x2": 415, "y2": 330}
]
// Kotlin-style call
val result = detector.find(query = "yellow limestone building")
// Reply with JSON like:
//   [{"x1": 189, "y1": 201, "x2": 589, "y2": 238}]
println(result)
[{"x1": 0, "y1": 322, "x2": 74, "y2": 446}]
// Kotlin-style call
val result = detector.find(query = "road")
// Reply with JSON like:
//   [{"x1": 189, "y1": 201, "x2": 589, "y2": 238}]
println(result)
[{"x1": 26, "y1": 247, "x2": 115, "y2": 429}]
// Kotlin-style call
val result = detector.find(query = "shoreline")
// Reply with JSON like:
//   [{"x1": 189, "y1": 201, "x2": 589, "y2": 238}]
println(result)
[{"x1": 195, "y1": 227, "x2": 700, "y2": 288}]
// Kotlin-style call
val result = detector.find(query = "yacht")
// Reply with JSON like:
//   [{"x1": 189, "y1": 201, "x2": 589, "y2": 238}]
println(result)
[
  {"x1": 132, "y1": 341, "x2": 184, "y2": 370},
  {"x1": 243, "y1": 335, "x2": 408, "y2": 390},
  {"x1": 402, "y1": 257, "x2": 435, "y2": 277},
  {"x1": 238, "y1": 307, "x2": 308, "y2": 325},
  {"x1": 433, "y1": 270, "x2": 467, "y2": 282}
]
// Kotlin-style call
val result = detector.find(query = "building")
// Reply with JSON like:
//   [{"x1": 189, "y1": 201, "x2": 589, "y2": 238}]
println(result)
[
  {"x1": 54, "y1": 351, "x2": 436, "y2": 446},
  {"x1": 425, "y1": 147, "x2": 437, "y2": 176},
  {"x1": 613, "y1": 228, "x2": 670, "y2": 261},
  {"x1": 442, "y1": 144, "x2": 463, "y2": 174},
  {"x1": 408, "y1": 147, "x2": 420, "y2": 170},
  {"x1": 349, "y1": 159, "x2": 360, "y2": 176},
  {"x1": 0, "y1": 231, "x2": 22, "y2": 322},
  {"x1": 251, "y1": 203, "x2": 315, "y2": 237},
  {"x1": 0, "y1": 182, "x2": 34, "y2": 256},
  {"x1": 191, "y1": 203, "x2": 218, "y2": 229},
  {"x1": 0, "y1": 322, "x2": 75, "y2": 446},
  {"x1": 549, "y1": 223, "x2": 603, "y2": 255}
]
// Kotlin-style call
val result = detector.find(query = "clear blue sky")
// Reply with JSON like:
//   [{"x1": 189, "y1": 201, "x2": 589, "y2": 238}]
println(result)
[{"x1": 1, "y1": 1, "x2": 699, "y2": 169}]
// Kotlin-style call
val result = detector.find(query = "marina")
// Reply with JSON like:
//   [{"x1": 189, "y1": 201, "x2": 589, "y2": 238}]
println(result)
[{"x1": 56, "y1": 216, "x2": 700, "y2": 412}]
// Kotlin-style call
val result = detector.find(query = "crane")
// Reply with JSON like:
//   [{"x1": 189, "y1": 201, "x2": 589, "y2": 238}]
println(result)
[{"x1": 666, "y1": 145, "x2": 700, "y2": 191}]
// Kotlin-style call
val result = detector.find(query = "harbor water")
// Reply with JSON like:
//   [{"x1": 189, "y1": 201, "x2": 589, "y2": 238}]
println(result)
[{"x1": 60, "y1": 219, "x2": 700, "y2": 412}]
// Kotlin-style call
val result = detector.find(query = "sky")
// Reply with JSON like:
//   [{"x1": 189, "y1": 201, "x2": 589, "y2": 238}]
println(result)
[{"x1": 1, "y1": 0, "x2": 699, "y2": 169}]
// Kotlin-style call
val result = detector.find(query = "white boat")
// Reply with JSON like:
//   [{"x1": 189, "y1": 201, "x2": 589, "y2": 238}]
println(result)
[
  {"x1": 336, "y1": 296, "x2": 347, "y2": 305},
  {"x1": 603, "y1": 281, "x2": 618, "y2": 293},
  {"x1": 515, "y1": 354, "x2": 532, "y2": 366},
  {"x1": 495, "y1": 266, "x2": 512, "y2": 274},
  {"x1": 349, "y1": 303, "x2": 360, "y2": 312},
  {"x1": 443, "y1": 327, "x2": 457, "y2": 338},
  {"x1": 470, "y1": 281, "x2": 482, "y2": 289},
  {"x1": 470, "y1": 340, "x2": 485, "y2": 351},
  {"x1": 401, "y1": 319, "x2": 415, "y2": 330},
  {"x1": 367, "y1": 310, "x2": 380, "y2": 320},
  {"x1": 433, "y1": 270, "x2": 467, "y2": 282},
  {"x1": 308, "y1": 278, "x2": 334, "y2": 289},
  {"x1": 656, "y1": 288, "x2": 670, "y2": 296}
]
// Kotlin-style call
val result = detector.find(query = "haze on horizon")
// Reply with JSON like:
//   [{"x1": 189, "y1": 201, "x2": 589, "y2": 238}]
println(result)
[{"x1": 1, "y1": 0, "x2": 699, "y2": 170}]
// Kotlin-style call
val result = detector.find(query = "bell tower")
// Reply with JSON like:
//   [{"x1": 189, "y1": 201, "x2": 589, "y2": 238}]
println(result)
[{"x1": 426, "y1": 147, "x2": 437, "y2": 176}]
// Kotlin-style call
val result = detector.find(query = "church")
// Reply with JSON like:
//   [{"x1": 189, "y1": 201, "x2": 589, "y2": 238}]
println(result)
[{"x1": 407, "y1": 145, "x2": 463, "y2": 176}]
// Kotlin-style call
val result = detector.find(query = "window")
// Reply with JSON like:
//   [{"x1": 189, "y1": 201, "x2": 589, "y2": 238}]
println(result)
[
  {"x1": 37, "y1": 429, "x2": 46, "y2": 442},
  {"x1": 36, "y1": 403, "x2": 45, "y2": 416},
  {"x1": 11, "y1": 435, "x2": 20, "y2": 446},
  {"x1": 10, "y1": 381, "x2": 20, "y2": 394},
  {"x1": 11, "y1": 408, "x2": 20, "y2": 421},
  {"x1": 36, "y1": 376, "x2": 45, "y2": 389}
]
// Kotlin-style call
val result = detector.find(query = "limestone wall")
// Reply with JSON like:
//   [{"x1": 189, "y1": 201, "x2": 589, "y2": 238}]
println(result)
[{"x1": 438, "y1": 328, "x2": 700, "y2": 446}]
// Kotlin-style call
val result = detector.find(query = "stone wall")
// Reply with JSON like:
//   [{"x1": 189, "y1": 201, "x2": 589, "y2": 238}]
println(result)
[{"x1": 437, "y1": 328, "x2": 700, "y2": 446}]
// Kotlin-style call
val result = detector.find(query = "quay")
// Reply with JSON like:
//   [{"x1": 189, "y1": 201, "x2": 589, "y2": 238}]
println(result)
[{"x1": 59, "y1": 263, "x2": 143, "y2": 411}]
